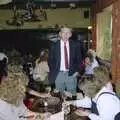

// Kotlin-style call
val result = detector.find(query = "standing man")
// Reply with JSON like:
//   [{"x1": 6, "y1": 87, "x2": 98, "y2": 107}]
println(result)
[{"x1": 48, "y1": 26, "x2": 82, "y2": 98}]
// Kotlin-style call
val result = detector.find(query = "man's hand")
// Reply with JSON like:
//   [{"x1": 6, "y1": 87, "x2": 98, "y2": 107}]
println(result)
[{"x1": 73, "y1": 72, "x2": 79, "y2": 77}]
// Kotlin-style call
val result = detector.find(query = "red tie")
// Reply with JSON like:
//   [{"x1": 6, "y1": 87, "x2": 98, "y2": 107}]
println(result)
[{"x1": 64, "y1": 41, "x2": 69, "y2": 69}]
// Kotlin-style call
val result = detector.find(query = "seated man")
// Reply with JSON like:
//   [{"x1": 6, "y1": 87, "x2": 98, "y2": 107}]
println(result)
[{"x1": 63, "y1": 66, "x2": 120, "y2": 120}]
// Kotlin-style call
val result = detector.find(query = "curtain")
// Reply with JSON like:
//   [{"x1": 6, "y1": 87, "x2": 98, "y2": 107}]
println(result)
[{"x1": 96, "y1": 6, "x2": 112, "y2": 60}]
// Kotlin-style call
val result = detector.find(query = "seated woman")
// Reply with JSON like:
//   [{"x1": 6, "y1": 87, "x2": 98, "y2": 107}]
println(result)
[
  {"x1": 87, "y1": 49, "x2": 111, "y2": 70},
  {"x1": 78, "y1": 53, "x2": 99, "y2": 83},
  {"x1": 63, "y1": 66, "x2": 120, "y2": 120},
  {"x1": 32, "y1": 49, "x2": 49, "y2": 92},
  {"x1": 24, "y1": 50, "x2": 51, "y2": 109},
  {"x1": 84, "y1": 53, "x2": 99, "y2": 76},
  {"x1": 0, "y1": 64, "x2": 51, "y2": 120}
]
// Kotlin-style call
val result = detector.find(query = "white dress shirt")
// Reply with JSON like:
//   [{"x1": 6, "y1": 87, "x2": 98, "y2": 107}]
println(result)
[
  {"x1": 60, "y1": 40, "x2": 70, "y2": 71},
  {"x1": 75, "y1": 82, "x2": 120, "y2": 120}
]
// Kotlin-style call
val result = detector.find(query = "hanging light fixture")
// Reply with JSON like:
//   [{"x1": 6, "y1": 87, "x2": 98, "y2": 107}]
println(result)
[
  {"x1": 88, "y1": 26, "x2": 92, "y2": 30},
  {"x1": 69, "y1": 3, "x2": 76, "y2": 9}
]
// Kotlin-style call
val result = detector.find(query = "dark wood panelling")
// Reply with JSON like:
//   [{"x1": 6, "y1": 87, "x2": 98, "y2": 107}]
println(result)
[{"x1": 112, "y1": 0, "x2": 120, "y2": 82}]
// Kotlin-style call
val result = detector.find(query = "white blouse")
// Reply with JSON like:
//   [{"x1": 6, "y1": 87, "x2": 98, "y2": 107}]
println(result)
[
  {"x1": 33, "y1": 61, "x2": 49, "y2": 81},
  {"x1": 75, "y1": 83, "x2": 120, "y2": 120},
  {"x1": 0, "y1": 99, "x2": 29, "y2": 120}
]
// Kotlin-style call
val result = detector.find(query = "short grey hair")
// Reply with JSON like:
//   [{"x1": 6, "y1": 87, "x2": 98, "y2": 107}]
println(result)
[{"x1": 60, "y1": 25, "x2": 72, "y2": 32}]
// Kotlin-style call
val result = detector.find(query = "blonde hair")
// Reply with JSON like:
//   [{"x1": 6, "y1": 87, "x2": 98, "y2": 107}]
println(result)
[
  {"x1": 79, "y1": 66, "x2": 111, "y2": 97},
  {"x1": 0, "y1": 64, "x2": 28, "y2": 106}
]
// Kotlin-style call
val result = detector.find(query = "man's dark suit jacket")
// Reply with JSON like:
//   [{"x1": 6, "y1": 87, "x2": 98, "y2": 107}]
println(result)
[{"x1": 48, "y1": 39, "x2": 82, "y2": 85}]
